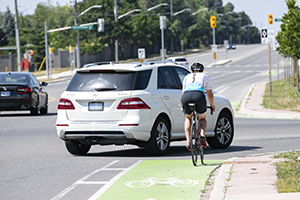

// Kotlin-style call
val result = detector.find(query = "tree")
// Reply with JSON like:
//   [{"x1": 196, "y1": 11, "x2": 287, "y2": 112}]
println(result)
[{"x1": 2, "y1": 7, "x2": 15, "y2": 42}]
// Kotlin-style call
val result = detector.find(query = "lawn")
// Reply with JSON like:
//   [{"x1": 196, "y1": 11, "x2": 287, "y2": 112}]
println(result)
[{"x1": 262, "y1": 79, "x2": 300, "y2": 112}]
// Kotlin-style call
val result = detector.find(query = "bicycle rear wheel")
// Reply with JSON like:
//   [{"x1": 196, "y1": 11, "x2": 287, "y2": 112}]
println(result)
[
  {"x1": 199, "y1": 146, "x2": 204, "y2": 165},
  {"x1": 190, "y1": 122, "x2": 199, "y2": 166}
]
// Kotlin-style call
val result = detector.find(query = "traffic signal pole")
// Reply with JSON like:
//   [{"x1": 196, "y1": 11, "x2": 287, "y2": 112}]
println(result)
[{"x1": 210, "y1": 16, "x2": 217, "y2": 63}]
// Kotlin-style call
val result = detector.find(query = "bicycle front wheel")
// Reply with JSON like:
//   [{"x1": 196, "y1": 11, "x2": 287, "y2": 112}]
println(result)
[{"x1": 190, "y1": 123, "x2": 199, "y2": 166}]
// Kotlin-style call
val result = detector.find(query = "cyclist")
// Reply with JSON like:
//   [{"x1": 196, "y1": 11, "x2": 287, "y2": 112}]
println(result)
[{"x1": 180, "y1": 62, "x2": 215, "y2": 151}]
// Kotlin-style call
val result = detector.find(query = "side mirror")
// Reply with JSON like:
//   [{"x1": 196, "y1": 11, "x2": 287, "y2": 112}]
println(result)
[{"x1": 40, "y1": 82, "x2": 48, "y2": 86}]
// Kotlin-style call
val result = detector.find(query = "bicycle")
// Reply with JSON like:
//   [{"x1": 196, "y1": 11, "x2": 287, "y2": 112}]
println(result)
[{"x1": 188, "y1": 103, "x2": 213, "y2": 166}]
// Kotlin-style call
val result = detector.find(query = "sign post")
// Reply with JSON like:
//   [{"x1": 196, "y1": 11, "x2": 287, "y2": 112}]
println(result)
[
  {"x1": 210, "y1": 16, "x2": 217, "y2": 63},
  {"x1": 138, "y1": 48, "x2": 145, "y2": 63},
  {"x1": 261, "y1": 28, "x2": 275, "y2": 96}
]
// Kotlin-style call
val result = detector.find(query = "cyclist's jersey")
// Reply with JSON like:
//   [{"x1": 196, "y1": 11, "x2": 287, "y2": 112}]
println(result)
[{"x1": 182, "y1": 72, "x2": 212, "y2": 93}]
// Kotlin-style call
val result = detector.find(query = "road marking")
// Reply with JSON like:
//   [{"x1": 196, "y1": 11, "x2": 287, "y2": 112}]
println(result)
[
  {"x1": 126, "y1": 177, "x2": 199, "y2": 188},
  {"x1": 49, "y1": 97, "x2": 56, "y2": 102},
  {"x1": 88, "y1": 160, "x2": 142, "y2": 200},
  {"x1": 95, "y1": 160, "x2": 223, "y2": 200},
  {"x1": 51, "y1": 160, "x2": 143, "y2": 200}
]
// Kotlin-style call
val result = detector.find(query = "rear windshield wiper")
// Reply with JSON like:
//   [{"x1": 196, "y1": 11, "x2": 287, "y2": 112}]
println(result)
[{"x1": 94, "y1": 87, "x2": 117, "y2": 91}]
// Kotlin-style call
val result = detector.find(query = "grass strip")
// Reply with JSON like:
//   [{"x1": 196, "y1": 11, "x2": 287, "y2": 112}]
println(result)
[
  {"x1": 263, "y1": 79, "x2": 300, "y2": 112},
  {"x1": 274, "y1": 151, "x2": 300, "y2": 193}
]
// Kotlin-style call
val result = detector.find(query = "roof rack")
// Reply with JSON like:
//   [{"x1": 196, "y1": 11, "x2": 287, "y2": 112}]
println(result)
[
  {"x1": 82, "y1": 61, "x2": 119, "y2": 68},
  {"x1": 134, "y1": 60, "x2": 176, "y2": 68}
]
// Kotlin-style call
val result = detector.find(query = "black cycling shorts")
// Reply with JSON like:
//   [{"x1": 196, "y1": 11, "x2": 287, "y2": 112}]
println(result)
[{"x1": 181, "y1": 91, "x2": 207, "y2": 115}]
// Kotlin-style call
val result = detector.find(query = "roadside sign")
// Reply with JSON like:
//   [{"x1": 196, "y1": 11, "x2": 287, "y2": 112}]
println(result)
[
  {"x1": 268, "y1": 29, "x2": 275, "y2": 44},
  {"x1": 275, "y1": 18, "x2": 282, "y2": 22},
  {"x1": 212, "y1": 45, "x2": 217, "y2": 52},
  {"x1": 160, "y1": 16, "x2": 166, "y2": 30},
  {"x1": 71, "y1": 25, "x2": 94, "y2": 30},
  {"x1": 138, "y1": 48, "x2": 146, "y2": 59},
  {"x1": 261, "y1": 29, "x2": 268, "y2": 44}
]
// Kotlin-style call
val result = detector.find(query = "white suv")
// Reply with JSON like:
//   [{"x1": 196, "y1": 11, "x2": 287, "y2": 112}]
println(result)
[{"x1": 56, "y1": 61, "x2": 234, "y2": 155}]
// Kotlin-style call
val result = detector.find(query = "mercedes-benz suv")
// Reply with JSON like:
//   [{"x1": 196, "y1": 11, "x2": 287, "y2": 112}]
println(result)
[{"x1": 56, "y1": 61, "x2": 234, "y2": 155}]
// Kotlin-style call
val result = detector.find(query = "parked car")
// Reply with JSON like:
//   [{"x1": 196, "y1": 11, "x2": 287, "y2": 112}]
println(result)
[
  {"x1": 56, "y1": 62, "x2": 234, "y2": 155},
  {"x1": 166, "y1": 57, "x2": 189, "y2": 69},
  {"x1": 227, "y1": 43, "x2": 236, "y2": 49},
  {"x1": 0, "y1": 72, "x2": 48, "y2": 115}
]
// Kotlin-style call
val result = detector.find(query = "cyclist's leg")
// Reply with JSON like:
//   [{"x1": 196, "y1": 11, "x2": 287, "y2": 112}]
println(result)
[
  {"x1": 180, "y1": 91, "x2": 193, "y2": 147},
  {"x1": 198, "y1": 113, "x2": 208, "y2": 148},
  {"x1": 184, "y1": 113, "x2": 193, "y2": 145},
  {"x1": 198, "y1": 113, "x2": 207, "y2": 137}
]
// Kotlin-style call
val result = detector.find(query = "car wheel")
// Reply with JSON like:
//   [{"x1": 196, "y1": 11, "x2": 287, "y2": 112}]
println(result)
[
  {"x1": 30, "y1": 98, "x2": 39, "y2": 115},
  {"x1": 40, "y1": 97, "x2": 48, "y2": 114},
  {"x1": 65, "y1": 140, "x2": 91, "y2": 155},
  {"x1": 145, "y1": 117, "x2": 170, "y2": 155},
  {"x1": 207, "y1": 112, "x2": 234, "y2": 149}
]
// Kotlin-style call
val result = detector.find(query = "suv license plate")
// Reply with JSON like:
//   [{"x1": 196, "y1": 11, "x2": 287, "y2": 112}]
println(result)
[
  {"x1": 88, "y1": 102, "x2": 103, "y2": 111},
  {"x1": 1, "y1": 91, "x2": 11, "y2": 97}
]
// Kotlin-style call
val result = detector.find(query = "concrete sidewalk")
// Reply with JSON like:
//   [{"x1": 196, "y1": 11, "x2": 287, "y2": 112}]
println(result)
[{"x1": 209, "y1": 81, "x2": 300, "y2": 200}]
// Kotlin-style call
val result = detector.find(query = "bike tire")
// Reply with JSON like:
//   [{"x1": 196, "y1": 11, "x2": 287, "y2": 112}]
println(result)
[
  {"x1": 199, "y1": 146, "x2": 204, "y2": 165},
  {"x1": 190, "y1": 122, "x2": 199, "y2": 166}
]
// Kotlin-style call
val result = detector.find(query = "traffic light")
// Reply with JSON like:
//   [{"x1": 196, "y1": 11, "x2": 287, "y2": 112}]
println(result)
[
  {"x1": 69, "y1": 46, "x2": 73, "y2": 54},
  {"x1": 268, "y1": 14, "x2": 273, "y2": 25},
  {"x1": 98, "y1": 18, "x2": 104, "y2": 32},
  {"x1": 210, "y1": 16, "x2": 216, "y2": 28},
  {"x1": 49, "y1": 47, "x2": 54, "y2": 54}
]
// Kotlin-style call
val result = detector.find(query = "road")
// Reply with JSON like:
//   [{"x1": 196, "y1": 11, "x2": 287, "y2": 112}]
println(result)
[{"x1": 1, "y1": 44, "x2": 300, "y2": 200}]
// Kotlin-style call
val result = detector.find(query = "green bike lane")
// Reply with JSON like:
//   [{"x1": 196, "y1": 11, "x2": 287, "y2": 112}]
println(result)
[{"x1": 95, "y1": 160, "x2": 223, "y2": 200}]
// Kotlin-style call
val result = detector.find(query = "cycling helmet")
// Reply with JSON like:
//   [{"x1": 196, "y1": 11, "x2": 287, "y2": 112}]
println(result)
[{"x1": 190, "y1": 62, "x2": 204, "y2": 72}]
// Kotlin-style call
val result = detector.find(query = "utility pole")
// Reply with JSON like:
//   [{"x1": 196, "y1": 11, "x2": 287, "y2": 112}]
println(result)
[
  {"x1": 144, "y1": 0, "x2": 147, "y2": 13},
  {"x1": 14, "y1": 0, "x2": 21, "y2": 71},
  {"x1": 114, "y1": 0, "x2": 119, "y2": 62},
  {"x1": 45, "y1": 22, "x2": 49, "y2": 79},
  {"x1": 170, "y1": 0, "x2": 173, "y2": 53},
  {"x1": 74, "y1": 0, "x2": 81, "y2": 69}
]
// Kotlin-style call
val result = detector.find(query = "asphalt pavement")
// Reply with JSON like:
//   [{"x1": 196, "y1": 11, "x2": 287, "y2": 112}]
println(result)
[{"x1": 37, "y1": 65, "x2": 300, "y2": 200}]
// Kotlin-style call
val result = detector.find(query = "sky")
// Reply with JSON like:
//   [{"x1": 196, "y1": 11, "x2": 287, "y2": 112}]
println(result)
[{"x1": 0, "y1": 0, "x2": 295, "y2": 34}]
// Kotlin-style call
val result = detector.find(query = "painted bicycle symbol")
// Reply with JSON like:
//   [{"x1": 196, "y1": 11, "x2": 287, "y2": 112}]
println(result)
[{"x1": 126, "y1": 177, "x2": 199, "y2": 188}]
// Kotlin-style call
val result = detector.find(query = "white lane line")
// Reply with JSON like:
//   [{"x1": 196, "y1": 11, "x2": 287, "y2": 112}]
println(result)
[
  {"x1": 218, "y1": 86, "x2": 230, "y2": 94},
  {"x1": 88, "y1": 160, "x2": 143, "y2": 200},
  {"x1": 51, "y1": 160, "x2": 120, "y2": 200}
]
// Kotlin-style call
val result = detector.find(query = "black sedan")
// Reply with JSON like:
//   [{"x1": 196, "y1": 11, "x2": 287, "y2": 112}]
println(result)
[{"x1": 0, "y1": 72, "x2": 48, "y2": 115}]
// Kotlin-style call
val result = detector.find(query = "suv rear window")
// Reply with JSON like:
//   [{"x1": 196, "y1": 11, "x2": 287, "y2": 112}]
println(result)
[{"x1": 66, "y1": 70, "x2": 152, "y2": 92}]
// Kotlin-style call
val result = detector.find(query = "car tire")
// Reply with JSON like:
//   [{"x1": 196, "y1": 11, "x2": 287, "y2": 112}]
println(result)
[
  {"x1": 145, "y1": 116, "x2": 170, "y2": 155},
  {"x1": 207, "y1": 112, "x2": 234, "y2": 149},
  {"x1": 40, "y1": 97, "x2": 48, "y2": 114},
  {"x1": 30, "y1": 106, "x2": 39, "y2": 115},
  {"x1": 65, "y1": 140, "x2": 91, "y2": 155}
]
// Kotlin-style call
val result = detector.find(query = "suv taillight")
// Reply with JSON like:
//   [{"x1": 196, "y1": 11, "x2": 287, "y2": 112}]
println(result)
[
  {"x1": 58, "y1": 98, "x2": 75, "y2": 109},
  {"x1": 117, "y1": 98, "x2": 151, "y2": 109},
  {"x1": 17, "y1": 87, "x2": 32, "y2": 94}
]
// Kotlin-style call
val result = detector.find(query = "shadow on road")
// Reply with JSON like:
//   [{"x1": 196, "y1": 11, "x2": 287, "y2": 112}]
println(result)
[{"x1": 77, "y1": 145, "x2": 261, "y2": 158}]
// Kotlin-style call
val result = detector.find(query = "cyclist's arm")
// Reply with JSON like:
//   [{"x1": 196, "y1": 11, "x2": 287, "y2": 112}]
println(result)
[{"x1": 207, "y1": 89, "x2": 215, "y2": 112}]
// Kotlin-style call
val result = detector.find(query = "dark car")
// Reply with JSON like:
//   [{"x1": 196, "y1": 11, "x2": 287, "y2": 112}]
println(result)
[
  {"x1": 227, "y1": 43, "x2": 236, "y2": 49},
  {"x1": 0, "y1": 72, "x2": 48, "y2": 115}
]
